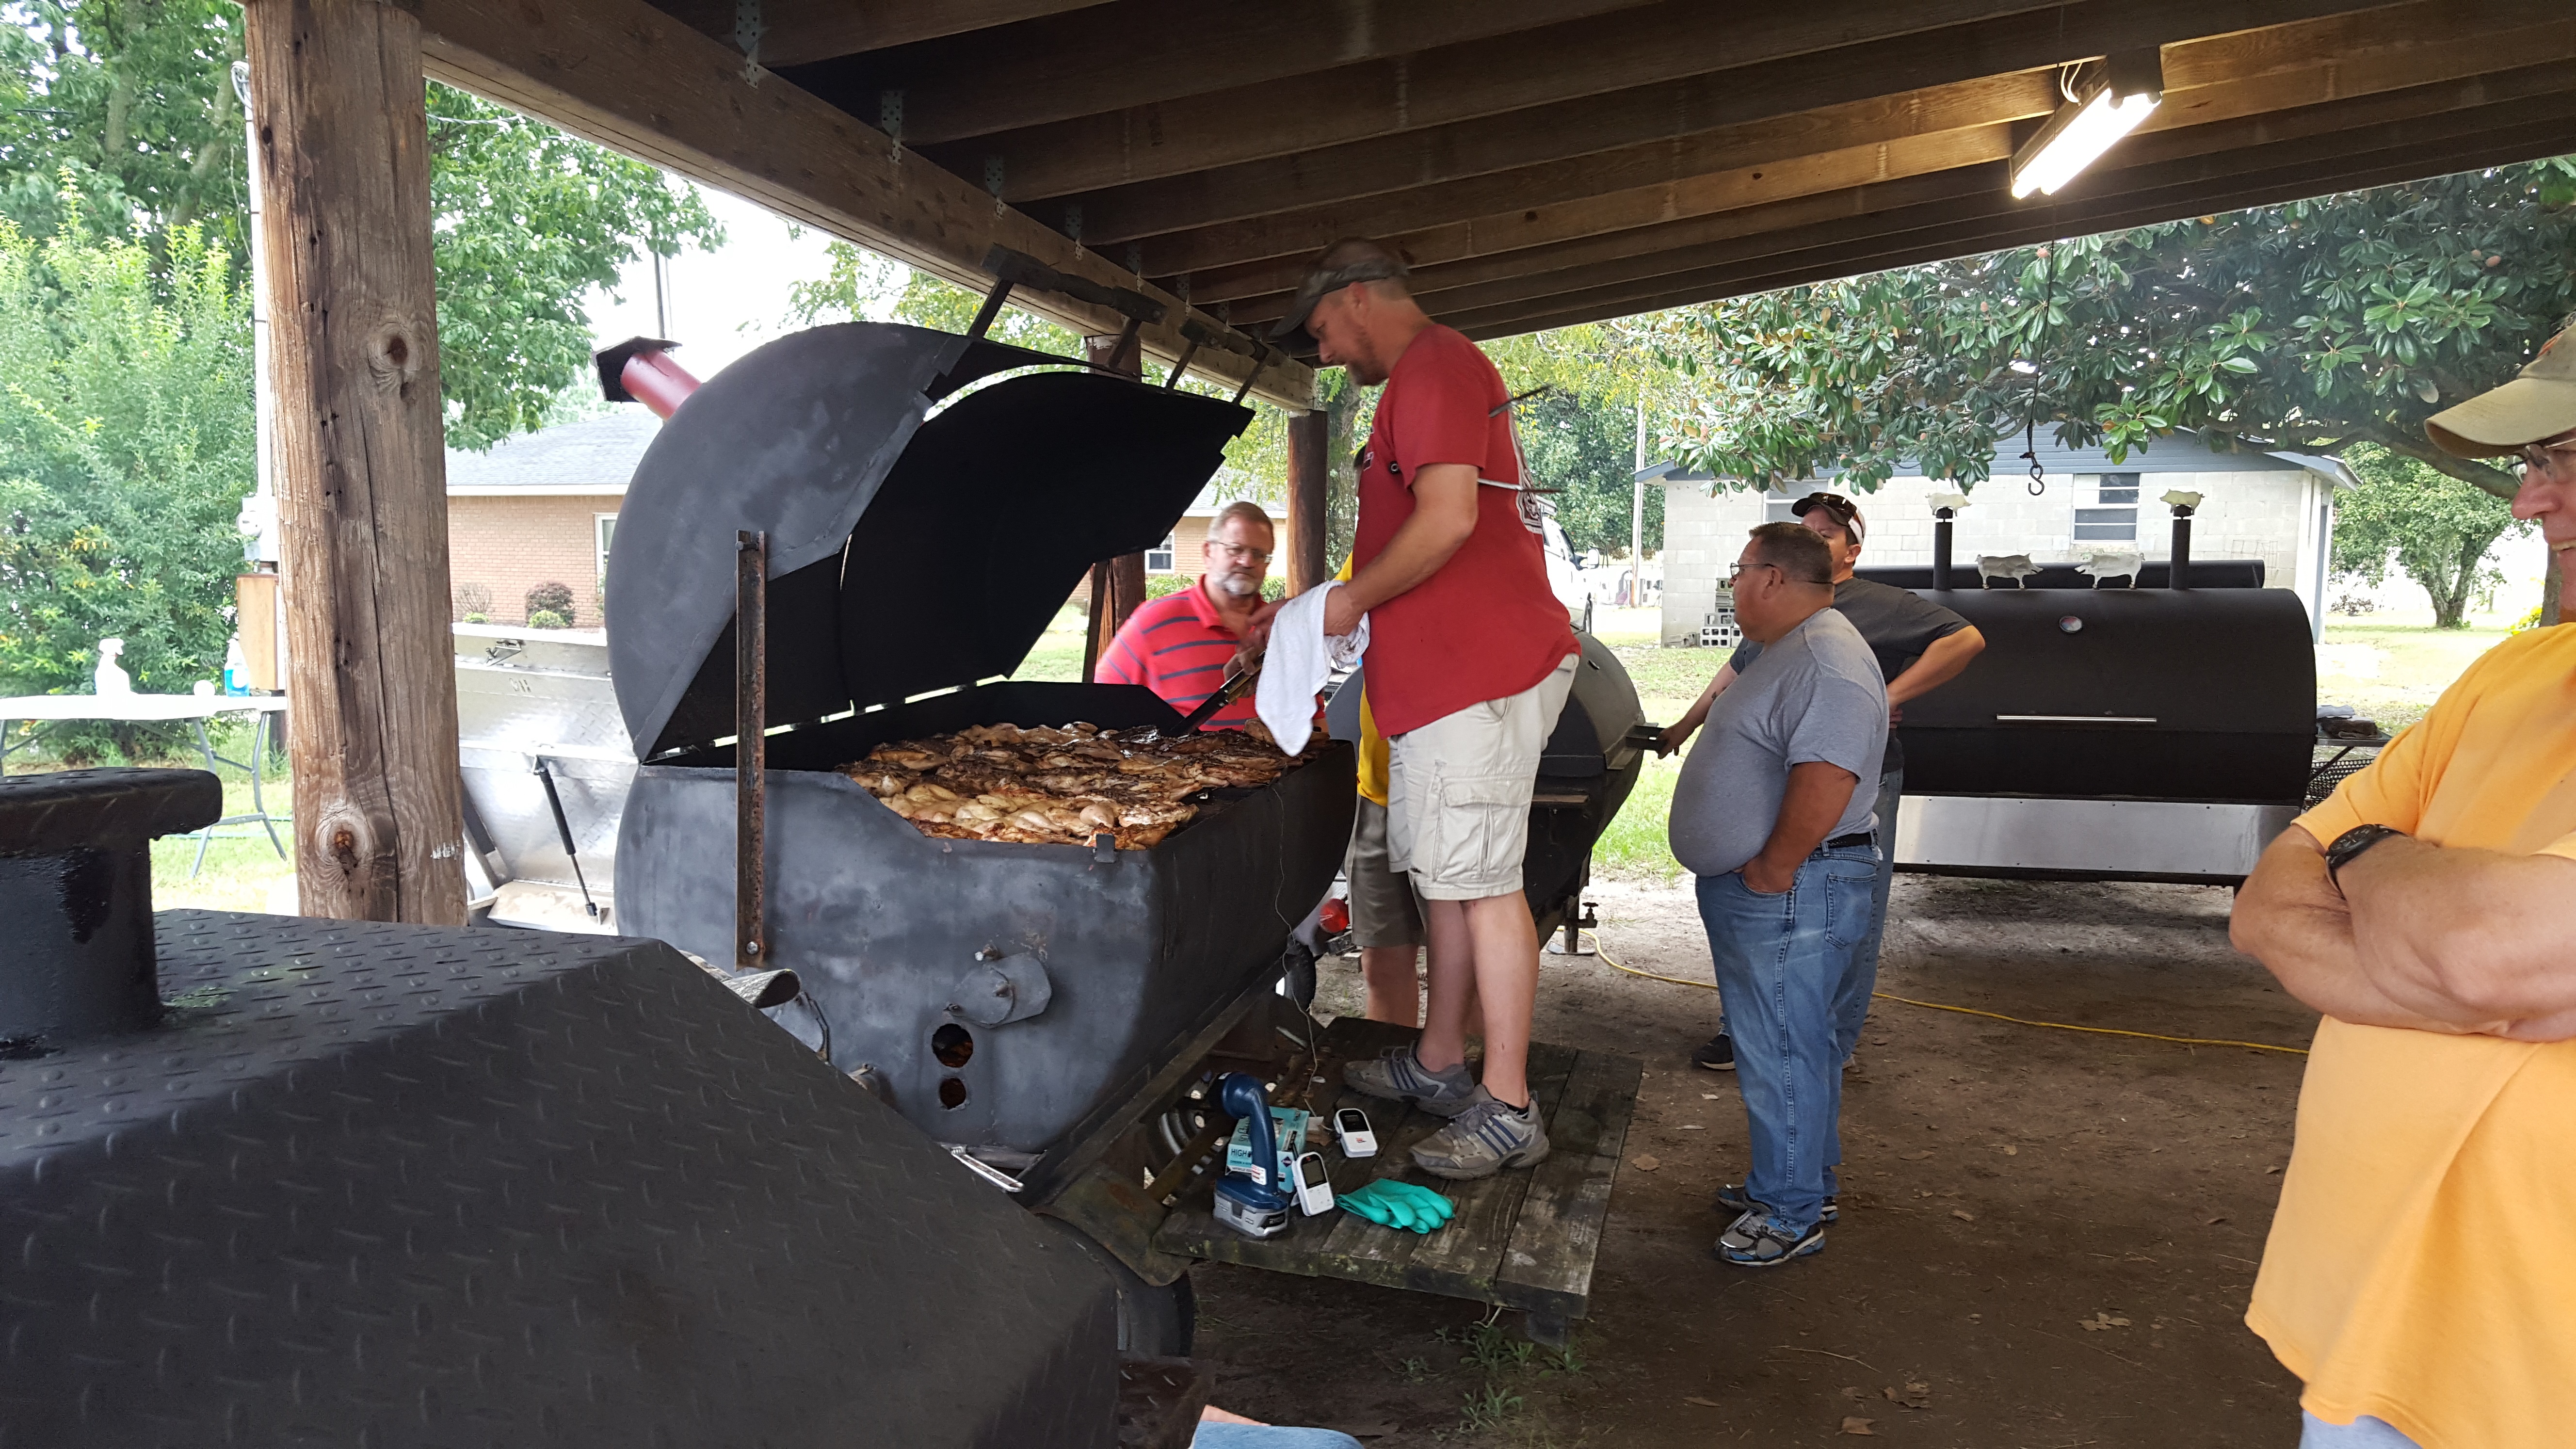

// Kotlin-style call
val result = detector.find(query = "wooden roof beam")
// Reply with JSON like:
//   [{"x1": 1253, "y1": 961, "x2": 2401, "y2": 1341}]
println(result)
[
  {"x1": 647, "y1": 0, "x2": 1116, "y2": 68},
  {"x1": 1435, "y1": 116, "x2": 2576, "y2": 340},
  {"x1": 786, "y1": 0, "x2": 1660, "y2": 145},
  {"x1": 412, "y1": 0, "x2": 1312, "y2": 408},
  {"x1": 1063, "y1": 0, "x2": 2562, "y2": 250},
  {"x1": 1219, "y1": 56, "x2": 2576, "y2": 328},
  {"x1": 926, "y1": 0, "x2": 2070, "y2": 197},
  {"x1": 1054, "y1": 0, "x2": 2397, "y2": 245},
  {"x1": 1164, "y1": 3, "x2": 2576, "y2": 290}
]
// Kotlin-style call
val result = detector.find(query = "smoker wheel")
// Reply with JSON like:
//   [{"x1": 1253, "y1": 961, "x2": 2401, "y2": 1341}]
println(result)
[{"x1": 1279, "y1": 940, "x2": 1319, "y2": 1009}]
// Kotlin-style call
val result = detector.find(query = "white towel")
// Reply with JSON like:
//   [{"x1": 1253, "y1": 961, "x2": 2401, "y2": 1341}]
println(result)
[{"x1": 1255, "y1": 583, "x2": 1367, "y2": 756}]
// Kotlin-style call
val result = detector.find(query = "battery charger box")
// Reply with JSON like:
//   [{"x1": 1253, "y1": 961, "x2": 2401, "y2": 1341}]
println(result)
[{"x1": 1225, "y1": 1107, "x2": 1309, "y2": 1186}]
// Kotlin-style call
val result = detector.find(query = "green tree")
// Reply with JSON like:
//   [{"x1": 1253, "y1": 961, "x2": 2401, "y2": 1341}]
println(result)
[
  {"x1": 1653, "y1": 157, "x2": 2576, "y2": 502},
  {"x1": 0, "y1": 205, "x2": 253, "y2": 758},
  {"x1": 2, "y1": 1, "x2": 726, "y2": 451},
  {"x1": 0, "y1": 0, "x2": 251, "y2": 262},
  {"x1": 1515, "y1": 388, "x2": 1661, "y2": 556},
  {"x1": 2330, "y1": 443, "x2": 2529, "y2": 628},
  {"x1": 427, "y1": 84, "x2": 723, "y2": 448}
]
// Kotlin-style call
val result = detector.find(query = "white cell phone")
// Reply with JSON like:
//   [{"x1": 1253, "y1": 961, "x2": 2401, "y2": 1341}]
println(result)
[
  {"x1": 1334, "y1": 1107, "x2": 1377, "y2": 1159},
  {"x1": 1292, "y1": 1151, "x2": 1336, "y2": 1216}
]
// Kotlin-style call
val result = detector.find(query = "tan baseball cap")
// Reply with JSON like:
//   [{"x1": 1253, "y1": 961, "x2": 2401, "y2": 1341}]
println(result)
[{"x1": 2426, "y1": 322, "x2": 2576, "y2": 457}]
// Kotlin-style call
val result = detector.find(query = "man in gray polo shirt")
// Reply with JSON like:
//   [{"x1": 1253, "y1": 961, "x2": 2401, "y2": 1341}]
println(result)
[{"x1": 1671, "y1": 522, "x2": 1888, "y2": 1268}]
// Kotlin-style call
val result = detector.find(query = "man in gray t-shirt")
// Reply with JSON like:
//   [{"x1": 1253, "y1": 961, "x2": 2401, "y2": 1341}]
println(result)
[
  {"x1": 1670, "y1": 523, "x2": 1888, "y2": 1269},
  {"x1": 1668, "y1": 606, "x2": 1887, "y2": 876}
]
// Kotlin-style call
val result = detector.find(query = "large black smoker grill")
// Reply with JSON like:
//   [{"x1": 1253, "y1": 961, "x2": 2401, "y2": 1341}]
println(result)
[
  {"x1": 605, "y1": 320, "x2": 1360, "y2": 1184},
  {"x1": 1876, "y1": 509, "x2": 2316, "y2": 883}
]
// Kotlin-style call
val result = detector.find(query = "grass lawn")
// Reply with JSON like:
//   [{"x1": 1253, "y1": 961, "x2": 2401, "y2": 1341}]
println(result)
[
  {"x1": 2315, "y1": 619, "x2": 2518, "y2": 735},
  {"x1": 1013, "y1": 606, "x2": 1090, "y2": 684}
]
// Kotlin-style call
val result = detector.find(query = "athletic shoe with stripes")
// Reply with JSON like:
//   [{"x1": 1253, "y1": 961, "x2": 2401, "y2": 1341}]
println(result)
[
  {"x1": 1342, "y1": 1044, "x2": 1478, "y2": 1117},
  {"x1": 1410, "y1": 1089, "x2": 1549, "y2": 1180}
]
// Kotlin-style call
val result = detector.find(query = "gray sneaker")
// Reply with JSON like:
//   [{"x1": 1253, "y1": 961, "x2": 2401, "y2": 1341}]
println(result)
[
  {"x1": 1410, "y1": 1090, "x2": 1549, "y2": 1180},
  {"x1": 1343, "y1": 1045, "x2": 1479, "y2": 1117}
]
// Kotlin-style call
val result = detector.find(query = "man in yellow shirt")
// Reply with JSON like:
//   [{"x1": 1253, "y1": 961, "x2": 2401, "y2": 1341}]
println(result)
[{"x1": 2231, "y1": 322, "x2": 2576, "y2": 1449}]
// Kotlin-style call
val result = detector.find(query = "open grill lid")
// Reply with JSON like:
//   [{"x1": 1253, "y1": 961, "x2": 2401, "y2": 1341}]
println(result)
[{"x1": 605, "y1": 322, "x2": 1252, "y2": 760}]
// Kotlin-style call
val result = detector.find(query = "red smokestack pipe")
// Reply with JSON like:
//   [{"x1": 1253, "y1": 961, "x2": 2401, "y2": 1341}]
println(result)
[{"x1": 593, "y1": 336, "x2": 702, "y2": 420}]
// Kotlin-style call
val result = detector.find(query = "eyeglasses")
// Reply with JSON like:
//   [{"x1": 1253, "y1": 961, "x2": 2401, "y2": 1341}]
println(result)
[
  {"x1": 2518, "y1": 435, "x2": 2576, "y2": 477},
  {"x1": 1210, "y1": 542, "x2": 1272, "y2": 564},
  {"x1": 1725, "y1": 561, "x2": 1780, "y2": 587}
]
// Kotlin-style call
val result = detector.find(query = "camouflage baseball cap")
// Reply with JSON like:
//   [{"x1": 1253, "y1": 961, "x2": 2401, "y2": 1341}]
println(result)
[
  {"x1": 2426, "y1": 322, "x2": 2576, "y2": 456},
  {"x1": 1268, "y1": 239, "x2": 1411, "y2": 351}
]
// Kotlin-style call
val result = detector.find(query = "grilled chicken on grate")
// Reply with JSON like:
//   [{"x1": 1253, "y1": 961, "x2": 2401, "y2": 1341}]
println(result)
[{"x1": 841, "y1": 720, "x2": 1319, "y2": 849}]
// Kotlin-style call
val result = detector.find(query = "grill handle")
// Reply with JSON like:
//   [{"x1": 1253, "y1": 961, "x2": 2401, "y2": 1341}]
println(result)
[{"x1": 1994, "y1": 714, "x2": 2159, "y2": 725}]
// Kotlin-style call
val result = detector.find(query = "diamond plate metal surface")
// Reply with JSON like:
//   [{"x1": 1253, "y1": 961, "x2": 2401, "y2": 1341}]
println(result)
[{"x1": 0, "y1": 911, "x2": 1118, "y2": 1449}]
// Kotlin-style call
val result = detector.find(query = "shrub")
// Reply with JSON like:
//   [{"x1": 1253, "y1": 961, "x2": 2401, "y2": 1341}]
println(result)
[
  {"x1": 525, "y1": 580, "x2": 575, "y2": 622},
  {"x1": 463, "y1": 612, "x2": 489, "y2": 624},
  {"x1": 1262, "y1": 576, "x2": 1288, "y2": 602},
  {"x1": 454, "y1": 582, "x2": 494, "y2": 619},
  {"x1": 1145, "y1": 574, "x2": 1195, "y2": 600},
  {"x1": 527, "y1": 609, "x2": 570, "y2": 630}
]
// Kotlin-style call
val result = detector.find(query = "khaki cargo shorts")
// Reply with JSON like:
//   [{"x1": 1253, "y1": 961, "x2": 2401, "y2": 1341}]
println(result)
[
  {"x1": 1386, "y1": 654, "x2": 1579, "y2": 902},
  {"x1": 1343, "y1": 797, "x2": 1424, "y2": 948}
]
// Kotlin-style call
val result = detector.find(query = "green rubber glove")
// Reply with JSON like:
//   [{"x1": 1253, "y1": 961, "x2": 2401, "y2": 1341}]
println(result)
[
  {"x1": 1336, "y1": 1180, "x2": 1401, "y2": 1228},
  {"x1": 1380, "y1": 1181, "x2": 1457, "y2": 1228},
  {"x1": 1339, "y1": 1179, "x2": 1450, "y2": 1233}
]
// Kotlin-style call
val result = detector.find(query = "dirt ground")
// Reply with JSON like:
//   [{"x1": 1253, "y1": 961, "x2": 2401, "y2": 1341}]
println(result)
[{"x1": 1192, "y1": 872, "x2": 2321, "y2": 1448}]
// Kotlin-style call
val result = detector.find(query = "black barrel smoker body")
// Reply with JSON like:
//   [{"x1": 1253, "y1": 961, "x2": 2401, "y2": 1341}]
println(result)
[
  {"x1": 0, "y1": 770, "x2": 1131, "y2": 1449},
  {"x1": 607, "y1": 322, "x2": 1356, "y2": 1181},
  {"x1": 1889, "y1": 581, "x2": 2316, "y2": 883}
]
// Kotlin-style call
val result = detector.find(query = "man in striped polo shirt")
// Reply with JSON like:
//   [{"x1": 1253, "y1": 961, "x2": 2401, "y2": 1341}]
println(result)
[{"x1": 1096, "y1": 501, "x2": 1274, "y2": 729}]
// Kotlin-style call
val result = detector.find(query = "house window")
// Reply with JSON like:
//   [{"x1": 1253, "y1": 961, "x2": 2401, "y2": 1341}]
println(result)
[
  {"x1": 596, "y1": 514, "x2": 618, "y2": 580},
  {"x1": 1145, "y1": 531, "x2": 1177, "y2": 573},
  {"x1": 2073, "y1": 473, "x2": 2139, "y2": 542}
]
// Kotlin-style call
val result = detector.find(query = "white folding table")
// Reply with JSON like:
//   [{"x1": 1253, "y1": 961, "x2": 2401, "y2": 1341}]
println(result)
[{"x1": 0, "y1": 694, "x2": 291, "y2": 873}]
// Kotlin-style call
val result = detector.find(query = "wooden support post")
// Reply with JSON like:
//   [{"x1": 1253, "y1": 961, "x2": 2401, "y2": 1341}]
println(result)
[
  {"x1": 1084, "y1": 333, "x2": 1150, "y2": 678},
  {"x1": 244, "y1": 0, "x2": 467, "y2": 924},
  {"x1": 1285, "y1": 409, "x2": 1329, "y2": 595}
]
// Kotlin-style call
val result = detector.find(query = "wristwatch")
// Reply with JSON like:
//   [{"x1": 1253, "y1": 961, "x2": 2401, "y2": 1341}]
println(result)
[{"x1": 2323, "y1": 824, "x2": 2406, "y2": 887}]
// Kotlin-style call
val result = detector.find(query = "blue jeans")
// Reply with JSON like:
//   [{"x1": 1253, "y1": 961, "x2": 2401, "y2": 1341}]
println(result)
[
  {"x1": 1830, "y1": 766, "x2": 1903, "y2": 1061},
  {"x1": 1696, "y1": 844, "x2": 1880, "y2": 1230},
  {"x1": 1193, "y1": 1425, "x2": 1365, "y2": 1449},
  {"x1": 2299, "y1": 1413, "x2": 2420, "y2": 1449}
]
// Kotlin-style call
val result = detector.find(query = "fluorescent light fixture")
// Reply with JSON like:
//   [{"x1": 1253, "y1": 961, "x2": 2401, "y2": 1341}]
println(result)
[{"x1": 2011, "y1": 49, "x2": 2163, "y2": 199}]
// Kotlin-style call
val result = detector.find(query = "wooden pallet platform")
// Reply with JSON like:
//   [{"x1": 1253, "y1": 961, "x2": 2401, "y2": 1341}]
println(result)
[{"x1": 1154, "y1": 1016, "x2": 1640, "y2": 1343}]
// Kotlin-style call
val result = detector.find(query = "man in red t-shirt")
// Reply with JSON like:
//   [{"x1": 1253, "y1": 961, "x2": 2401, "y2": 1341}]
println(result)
[
  {"x1": 1097, "y1": 501, "x2": 1274, "y2": 729},
  {"x1": 1267, "y1": 237, "x2": 1579, "y2": 1181}
]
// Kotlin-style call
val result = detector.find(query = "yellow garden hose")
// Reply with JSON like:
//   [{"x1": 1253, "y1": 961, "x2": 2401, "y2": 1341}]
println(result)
[{"x1": 1577, "y1": 930, "x2": 2309, "y2": 1058}]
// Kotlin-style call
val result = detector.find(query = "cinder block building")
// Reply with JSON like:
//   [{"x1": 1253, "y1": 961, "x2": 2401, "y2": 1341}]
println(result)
[
  {"x1": 1658, "y1": 436, "x2": 2350, "y2": 648},
  {"x1": 445, "y1": 411, "x2": 657, "y2": 629}
]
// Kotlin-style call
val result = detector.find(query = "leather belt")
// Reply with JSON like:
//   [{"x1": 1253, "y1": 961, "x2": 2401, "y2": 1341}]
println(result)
[{"x1": 1822, "y1": 831, "x2": 1876, "y2": 852}]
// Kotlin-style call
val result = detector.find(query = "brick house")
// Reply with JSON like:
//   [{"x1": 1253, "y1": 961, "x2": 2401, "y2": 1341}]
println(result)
[
  {"x1": 445, "y1": 410, "x2": 657, "y2": 629},
  {"x1": 1068, "y1": 481, "x2": 1278, "y2": 606},
  {"x1": 1658, "y1": 435, "x2": 2351, "y2": 647}
]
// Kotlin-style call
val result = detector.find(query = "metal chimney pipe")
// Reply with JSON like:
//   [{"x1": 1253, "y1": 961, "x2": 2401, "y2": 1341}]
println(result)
[
  {"x1": 1931, "y1": 508, "x2": 1957, "y2": 590},
  {"x1": 593, "y1": 336, "x2": 703, "y2": 420},
  {"x1": 0, "y1": 769, "x2": 220, "y2": 1048},
  {"x1": 2169, "y1": 504, "x2": 2195, "y2": 589}
]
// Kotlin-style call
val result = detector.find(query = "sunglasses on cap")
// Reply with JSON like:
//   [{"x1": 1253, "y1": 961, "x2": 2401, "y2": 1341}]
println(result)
[{"x1": 1792, "y1": 491, "x2": 1864, "y2": 542}]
